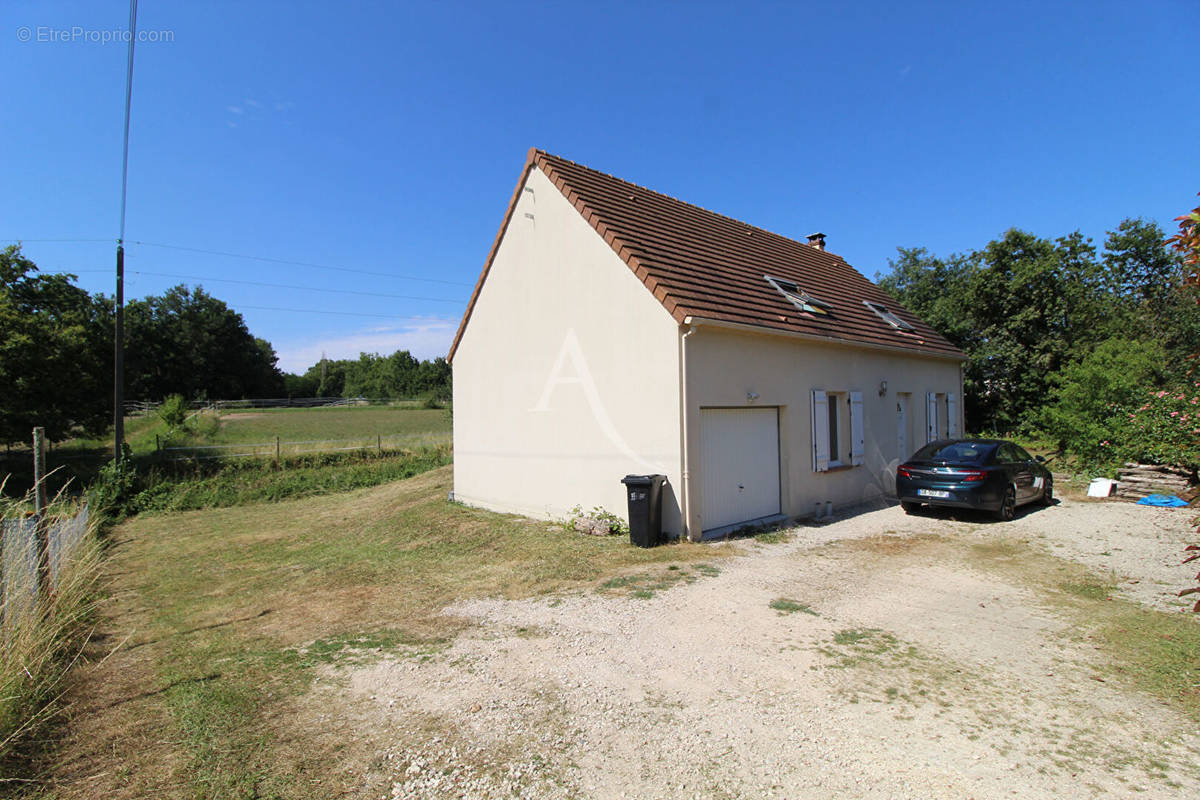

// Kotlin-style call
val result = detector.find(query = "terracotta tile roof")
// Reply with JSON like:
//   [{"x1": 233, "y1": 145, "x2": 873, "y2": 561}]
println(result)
[{"x1": 449, "y1": 149, "x2": 964, "y2": 362}]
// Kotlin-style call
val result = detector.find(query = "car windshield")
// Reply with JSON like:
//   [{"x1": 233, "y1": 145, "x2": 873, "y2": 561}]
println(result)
[{"x1": 911, "y1": 441, "x2": 996, "y2": 465}]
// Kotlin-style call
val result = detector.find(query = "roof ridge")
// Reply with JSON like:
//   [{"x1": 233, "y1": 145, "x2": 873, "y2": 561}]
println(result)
[{"x1": 533, "y1": 149, "x2": 843, "y2": 262}]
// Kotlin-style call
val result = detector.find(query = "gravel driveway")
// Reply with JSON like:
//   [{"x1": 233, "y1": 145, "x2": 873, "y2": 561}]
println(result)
[{"x1": 321, "y1": 497, "x2": 1200, "y2": 799}]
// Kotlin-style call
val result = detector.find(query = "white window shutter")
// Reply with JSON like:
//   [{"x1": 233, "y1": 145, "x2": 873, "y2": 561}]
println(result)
[
  {"x1": 812, "y1": 390, "x2": 830, "y2": 472},
  {"x1": 927, "y1": 392, "x2": 938, "y2": 443},
  {"x1": 849, "y1": 391, "x2": 865, "y2": 466},
  {"x1": 947, "y1": 393, "x2": 960, "y2": 437}
]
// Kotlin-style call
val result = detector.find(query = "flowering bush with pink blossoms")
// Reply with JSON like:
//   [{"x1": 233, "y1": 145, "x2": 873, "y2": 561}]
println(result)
[{"x1": 1114, "y1": 384, "x2": 1200, "y2": 471}]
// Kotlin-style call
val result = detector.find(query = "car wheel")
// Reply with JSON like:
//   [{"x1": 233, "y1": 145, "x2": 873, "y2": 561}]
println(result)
[
  {"x1": 1040, "y1": 476, "x2": 1053, "y2": 506},
  {"x1": 995, "y1": 487, "x2": 1016, "y2": 521},
  {"x1": 900, "y1": 501, "x2": 920, "y2": 514}
]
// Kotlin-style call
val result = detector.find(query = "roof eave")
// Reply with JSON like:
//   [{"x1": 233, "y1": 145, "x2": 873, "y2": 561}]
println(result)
[
  {"x1": 680, "y1": 315, "x2": 968, "y2": 363},
  {"x1": 447, "y1": 147, "x2": 540, "y2": 364}
]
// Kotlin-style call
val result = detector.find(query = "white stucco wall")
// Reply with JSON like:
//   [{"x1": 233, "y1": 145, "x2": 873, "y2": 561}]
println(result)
[
  {"x1": 452, "y1": 166, "x2": 684, "y2": 533},
  {"x1": 683, "y1": 324, "x2": 963, "y2": 535}
]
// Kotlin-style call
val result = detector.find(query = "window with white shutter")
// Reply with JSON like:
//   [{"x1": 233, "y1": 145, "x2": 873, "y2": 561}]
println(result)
[
  {"x1": 849, "y1": 391, "x2": 865, "y2": 466},
  {"x1": 812, "y1": 390, "x2": 830, "y2": 472},
  {"x1": 927, "y1": 392, "x2": 938, "y2": 443}
]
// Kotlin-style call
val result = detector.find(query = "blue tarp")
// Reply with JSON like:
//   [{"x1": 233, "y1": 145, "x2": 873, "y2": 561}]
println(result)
[{"x1": 1136, "y1": 494, "x2": 1189, "y2": 507}]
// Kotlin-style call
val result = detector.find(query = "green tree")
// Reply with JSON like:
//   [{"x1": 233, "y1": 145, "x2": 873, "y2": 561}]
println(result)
[
  {"x1": 1101, "y1": 218, "x2": 1200, "y2": 358},
  {"x1": 964, "y1": 230, "x2": 1110, "y2": 432},
  {"x1": 415, "y1": 357, "x2": 451, "y2": 394},
  {"x1": 283, "y1": 370, "x2": 320, "y2": 398},
  {"x1": 124, "y1": 285, "x2": 284, "y2": 400},
  {"x1": 0, "y1": 246, "x2": 111, "y2": 444},
  {"x1": 316, "y1": 358, "x2": 346, "y2": 397},
  {"x1": 881, "y1": 230, "x2": 1110, "y2": 433},
  {"x1": 284, "y1": 351, "x2": 451, "y2": 400},
  {"x1": 1041, "y1": 337, "x2": 1167, "y2": 465},
  {"x1": 877, "y1": 247, "x2": 975, "y2": 344}
]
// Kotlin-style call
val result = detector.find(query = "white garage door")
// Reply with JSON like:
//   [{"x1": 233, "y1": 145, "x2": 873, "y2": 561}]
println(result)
[{"x1": 700, "y1": 407, "x2": 781, "y2": 532}]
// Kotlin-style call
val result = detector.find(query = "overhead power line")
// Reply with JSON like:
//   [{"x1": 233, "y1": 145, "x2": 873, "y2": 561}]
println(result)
[
  {"x1": 235, "y1": 304, "x2": 460, "y2": 320},
  {"x1": 2, "y1": 238, "x2": 476, "y2": 288},
  {"x1": 130, "y1": 269, "x2": 465, "y2": 303},
  {"x1": 1, "y1": 238, "x2": 115, "y2": 243},
  {"x1": 131, "y1": 241, "x2": 474, "y2": 286}
]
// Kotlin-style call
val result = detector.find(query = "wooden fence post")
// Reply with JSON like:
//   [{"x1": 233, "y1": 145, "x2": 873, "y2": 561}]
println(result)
[
  {"x1": 275, "y1": 435, "x2": 281, "y2": 463},
  {"x1": 32, "y1": 427, "x2": 49, "y2": 601},
  {"x1": 377, "y1": 434, "x2": 382, "y2": 453}
]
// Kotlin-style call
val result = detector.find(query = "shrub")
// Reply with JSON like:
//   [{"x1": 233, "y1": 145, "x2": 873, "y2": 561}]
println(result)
[
  {"x1": 158, "y1": 394, "x2": 189, "y2": 430},
  {"x1": 87, "y1": 445, "x2": 139, "y2": 519},
  {"x1": 187, "y1": 409, "x2": 220, "y2": 440},
  {"x1": 1112, "y1": 384, "x2": 1200, "y2": 470},
  {"x1": 1041, "y1": 337, "x2": 1166, "y2": 467},
  {"x1": 420, "y1": 389, "x2": 450, "y2": 409}
]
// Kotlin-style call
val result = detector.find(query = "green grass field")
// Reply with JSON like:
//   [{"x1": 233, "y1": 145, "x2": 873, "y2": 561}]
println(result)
[
  {"x1": 161, "y1": 406, "x2": 452, "y2": 456},
  {"x1": 201, "y1": 406, "x2": 451, "y2": 444}
]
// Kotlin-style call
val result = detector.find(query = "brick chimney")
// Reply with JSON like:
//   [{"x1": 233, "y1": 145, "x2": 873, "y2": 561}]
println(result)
[{"x1": 806, "y1": 232, "x2": 826, "y2": 251}]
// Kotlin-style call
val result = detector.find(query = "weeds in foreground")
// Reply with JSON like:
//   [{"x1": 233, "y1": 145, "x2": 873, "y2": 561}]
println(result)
[
  {"x1": 89, "y1": 445, "x2": 452, "y2": 517},
  {"x1": 752, "y1": 529, "x2": 792, "y2": 544},
  {"x1": 598, "y1": 562, "x2": 721, "y2": 598},
  {"x1": 1059, "y1": 580, "x2": 1116, "y2": 601},
  {"x1": 769, "y1": 598, "x2": 819, "y2": 616},
  {"x1": 562, "y1": 504, "x2": 626, "y2": 535},
  {"x1": 0, "y1": 495, "x2": 103, "y2": 779}
]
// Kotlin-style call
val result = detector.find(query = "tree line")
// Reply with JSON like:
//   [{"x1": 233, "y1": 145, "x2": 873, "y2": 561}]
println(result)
[
  {"x1": 878, "y1": 216, "x2": 1200, "y2": 467},
  {"x1": 283, "y1": 351, "x2": 451, "y2": 401},
  {"x1": 0, "y1": 245, "x2": 453, "y2": 445}
]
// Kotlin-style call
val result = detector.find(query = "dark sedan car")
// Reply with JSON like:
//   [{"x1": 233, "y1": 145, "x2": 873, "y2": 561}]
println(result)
[{"x1": 896, "y1": 439, "x2": 1052, "y2": 521}]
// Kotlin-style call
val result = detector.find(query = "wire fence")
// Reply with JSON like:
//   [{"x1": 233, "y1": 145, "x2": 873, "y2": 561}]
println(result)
[
  {"x1": 125, "y1": 396, "x2": 421, "y2": 415},
  {"x1": 157, "y1": 431, "x2": 451, "y2": 462},
  {"x1": 1, "y1": 505, "x2": 89, "y2": 624}
]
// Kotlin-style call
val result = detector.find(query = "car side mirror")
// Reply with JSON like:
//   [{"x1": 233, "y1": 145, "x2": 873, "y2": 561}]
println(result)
[{"x1": 1035, "y1": 455, "x2": 1045, "y2": 463}]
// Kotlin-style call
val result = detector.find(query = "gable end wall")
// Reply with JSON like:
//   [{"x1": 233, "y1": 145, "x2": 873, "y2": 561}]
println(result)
[{"x1": 453, "y1": 166, "x2": 683, "y2": 532}]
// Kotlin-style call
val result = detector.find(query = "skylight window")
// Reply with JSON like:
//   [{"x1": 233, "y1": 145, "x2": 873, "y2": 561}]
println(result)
[
  {"x1": 863, "y1": 300, "x2": 915, "y2": 331},
  {"x1": 765, "y1": 275, "x2": 833, "y2": 316}
]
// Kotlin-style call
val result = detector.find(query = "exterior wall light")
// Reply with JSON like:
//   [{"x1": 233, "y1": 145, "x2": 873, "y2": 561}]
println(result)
[{"x1": 879, "y1": 380, "x2": 888, "y2": 396}]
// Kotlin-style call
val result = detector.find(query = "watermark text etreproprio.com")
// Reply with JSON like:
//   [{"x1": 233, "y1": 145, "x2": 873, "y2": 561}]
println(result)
[{"x1": 16, "y1": 26, "x2": 175, "y2": 44}]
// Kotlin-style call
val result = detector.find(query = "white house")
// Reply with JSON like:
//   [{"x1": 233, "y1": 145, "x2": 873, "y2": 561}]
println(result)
[{"x1": 449, "y1": 149, "x2": 965, "y2": 541}]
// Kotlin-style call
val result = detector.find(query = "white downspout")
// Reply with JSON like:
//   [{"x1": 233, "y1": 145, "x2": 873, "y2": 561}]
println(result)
[{"x1": 680, "y1": 322, "x2": 697, "y2": 541}]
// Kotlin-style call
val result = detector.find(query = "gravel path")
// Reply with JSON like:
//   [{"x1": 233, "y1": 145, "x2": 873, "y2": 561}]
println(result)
[{"x1": 322, "y1": 497, "x2": 1199, "y2": 799}]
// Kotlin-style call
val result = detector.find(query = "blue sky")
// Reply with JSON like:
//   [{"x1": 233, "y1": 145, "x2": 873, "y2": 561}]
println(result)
[{"x1": 4, "y1": 1, "x2": 1197, "y2": 374}]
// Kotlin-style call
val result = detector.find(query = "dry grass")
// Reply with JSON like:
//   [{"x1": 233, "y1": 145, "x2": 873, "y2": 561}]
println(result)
[
  {"x1": 31, "y1": 465, "x2": 719, "y2": 799},
  {"x1": 0, "y1": 519, "x2": 102, "y2": 784},
  {"x1": 965, "y1": 537, "x2": 1200, "y2": 719},
  {"x1": 817, "y1": 530, "x2": 1200, "y2": 722}
]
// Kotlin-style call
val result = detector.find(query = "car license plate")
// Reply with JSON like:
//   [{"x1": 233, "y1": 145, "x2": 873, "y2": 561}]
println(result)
[{"x1": 918, "y1": 489, "x2": 950, "y2": 499}]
